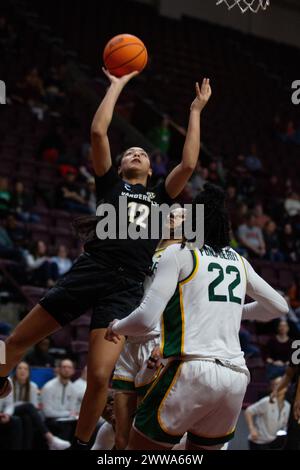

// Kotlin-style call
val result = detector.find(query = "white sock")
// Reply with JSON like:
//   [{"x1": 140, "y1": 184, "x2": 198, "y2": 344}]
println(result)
[
  {"x1": 172, "y1": 433, "x2": 187, "y2": 450},
  {"x1": 91, "y1": 421, "x2": 115, "y2": 450}
]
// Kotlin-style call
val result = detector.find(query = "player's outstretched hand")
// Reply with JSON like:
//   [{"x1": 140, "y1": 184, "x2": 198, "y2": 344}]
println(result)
[
  {"x1": 105, "y1": 320, "x2": 121, "y2": 344},
  {"x1": 102, "y1": 67, "x2": 139, "y2": 88},
  {"x1": 191, "y1": 78, "x2": 212, "y2": 113}
]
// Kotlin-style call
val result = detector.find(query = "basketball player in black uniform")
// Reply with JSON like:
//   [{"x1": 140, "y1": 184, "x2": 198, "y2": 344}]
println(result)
[{"x1": 0, "y1": 68, "x2": 211, "y2": 448}]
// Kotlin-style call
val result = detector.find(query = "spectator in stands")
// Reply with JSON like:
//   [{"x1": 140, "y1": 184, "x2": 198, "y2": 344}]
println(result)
[
  {"x1": 15, "y1": 67, "x2": 46, "y2": 120},
  {"x1": 270, "y1": 361, "x2": 300, "y2": 450},
  {"x1": 245, "y1": 376, "x2": 290, "y2": 450},
  {"x1": 6, "y1": 214, "x2": 29, "y2": 249},
  {"x1": 265, "y1": 320, "x2": 292, "y2": 380},
  {"x1": 207, "y1": 159, "x2": 222, "y2": 185},
  {"x1": 151, "y1": 151, "x2": 168, "y2": 181},
  {"x1": 73, "y1": 366, "x2": 87, "y2": 415},
  {"x1": 91, "y1": 390, "x2": 115, "y2": 450},
  {"x1": 230, "y1": 201, "x2": 248, "y2": 232},
  {"x1": 18, "y1": 67, "x2": 45, "y2": 103},
  {"x1": 229, "y1": 232, "x2": 247, "y2": 257},
  {"x1": 10, "y1": 181, "x2": 39, "y2": 223},
  {"x1": 24, "y1": 240, "x2": 57, "y2": 287},
  {"x1": 253, "y1": 202, "x2": 271, "y2": 229},
  {"x1": 285, "y1": 192, "x2": 300, "y2": 218},
  {"x1": 25, "y1": 338, "x2": 55, "y2": 368},
  {"x1": 245, "y1": 143, "x2": 263, "y2": 173},
  {"x1": 263, "y1": 220, "x2": 284, "y2": 262},
  {"x1": 233, "y1": 154, "x2": 248, "y2": 178},
  {"x1": 51, "y1": 245, "x2": 72, "y2": 278},
  {"x1": 227, "y1": 185, "x2": 237, "y2": 205},
  {"x1": 190, "y1": 163, "x2": 208, "y2": 197},
  {"x1": 238, "y1": 212, "x2": 266, "y2": 258},
  {"x1": 0, "y1": 217, "x2": 23, "y2": 262},
  {"x1": 280, "y1": 223, "x2": 298, "y2": 263},
  {"x1": 41, "y1": 359, "x2": 77, "y2": 441},
  {"x1": 84, "y1": 178, "x2": 97, "y2": 213},
  {"x1": 79, "y1": 145, "x2": 93, "y2": 182},
  {"x1": 268, "y1": 175, "x2": 284, "y2": 199},
  {"x1": 38, "y1": 123, "x2": 66, "y2": 162},
  {"x1": 0, "y1": 176, "x2": 11, "y2": 216},
  {"x1": 44, "y1": 66, "x2": 66, "y2": 107},
  {"x1": 12, "y1": 361, "x2": 70, "y2": 449},
  {"x1": 239, "y1": 325, "x2": 261, "y2": 359},
  {"x1": 0, "y1": 391, "x2": 23, "y2": 450},
  {"x1": 147, "y1": 115, "x2": 171, "y2": 154},
  {"x1": 58, "y1": 170, "x2": 92, "y2": 214},
  {"x1": 283, "y1": 120, "x2": 296, "y2": 143}
]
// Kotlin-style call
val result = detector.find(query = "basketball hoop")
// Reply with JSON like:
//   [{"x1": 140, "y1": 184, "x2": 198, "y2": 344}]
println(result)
[{"x1": 216, "y1": 0, "x2": 270, "y2": 13}]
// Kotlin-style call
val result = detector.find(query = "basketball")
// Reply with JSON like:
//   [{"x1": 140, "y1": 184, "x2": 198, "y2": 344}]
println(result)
[{"x1": 103, "y1": 34, "x2": 148, "y2": 77}]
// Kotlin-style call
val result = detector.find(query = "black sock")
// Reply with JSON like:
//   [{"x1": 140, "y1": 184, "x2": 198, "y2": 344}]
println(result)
[
  {"x1": 0, "y1": 377, "x2": 8, "y2": 388},
  {"x1": 70, "y1": 437, "x2": 90, "y2": 450}
]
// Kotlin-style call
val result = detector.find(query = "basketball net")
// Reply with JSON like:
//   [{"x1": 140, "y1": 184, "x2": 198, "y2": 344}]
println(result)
[{"x1": 216, "y1": 0, "x2": 270, "y2": 13}]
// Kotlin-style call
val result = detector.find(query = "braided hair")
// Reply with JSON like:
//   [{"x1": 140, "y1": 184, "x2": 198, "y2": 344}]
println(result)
[{"x1": 183, "y1": 183, "x2": 230, "y2": 253}]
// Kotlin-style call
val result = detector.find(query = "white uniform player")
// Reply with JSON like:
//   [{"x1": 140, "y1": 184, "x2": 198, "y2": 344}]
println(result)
[
  {"x1": 112, "y1": 248, "x2": 163, "y2": 396},
  {"x1": 109, "y1": 243, "x2": 289, "y2": 449}
]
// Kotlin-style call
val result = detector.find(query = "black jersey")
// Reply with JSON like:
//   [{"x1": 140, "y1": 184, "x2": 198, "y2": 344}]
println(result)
[{"x1": 84, "y1": 166, "x2": 173, "y2": 279}]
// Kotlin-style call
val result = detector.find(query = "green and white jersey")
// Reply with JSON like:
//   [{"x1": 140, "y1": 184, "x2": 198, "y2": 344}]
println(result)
[
  {"x1": 113, "y1": 244, "x2": 288, "y2": 370},
  {"x1": 160, "y1": 245, "x2": 247, "y2": 364}
]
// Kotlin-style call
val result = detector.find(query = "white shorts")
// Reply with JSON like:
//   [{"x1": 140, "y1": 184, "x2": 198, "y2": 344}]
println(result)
[
  {"x1": 134, "y1": 358, "x2": 249, "y2": 447},
  {"x1": 112, "y1": 337, "x2": 161, "y2": 396}
]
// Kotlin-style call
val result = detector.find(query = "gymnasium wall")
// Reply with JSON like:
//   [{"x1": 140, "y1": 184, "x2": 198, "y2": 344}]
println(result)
[{"x1": 135, "y1": 0, "x2": 300, "y2": 49}]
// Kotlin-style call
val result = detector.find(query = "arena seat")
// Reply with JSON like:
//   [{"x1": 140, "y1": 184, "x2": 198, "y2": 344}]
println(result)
[{"x1": 30, "y1": 366, "x2": 55, "y2": 388}]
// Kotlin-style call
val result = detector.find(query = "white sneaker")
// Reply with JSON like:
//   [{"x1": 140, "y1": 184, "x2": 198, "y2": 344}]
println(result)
[
  {"x1": 0, "y1": 378, "x2": 12, "y2": 399},
  {"x1": 48, "y1": 436, "x2": 71, "y2": 450}
]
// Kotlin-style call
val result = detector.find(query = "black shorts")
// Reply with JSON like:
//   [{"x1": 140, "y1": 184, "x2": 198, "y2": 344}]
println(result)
[{"x1": 39, "y1": 253, "x2": 144, "y2": 330}]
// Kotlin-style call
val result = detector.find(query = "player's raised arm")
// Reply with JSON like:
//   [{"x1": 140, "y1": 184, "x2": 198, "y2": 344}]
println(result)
[
  {"x1": 242, "y1": 257, "x2": 289, "y2": 320},
  {"x1": 165, "y1": 78, "x2": 211, "y2": 198},
  {"x1": 90, "y1": 68, "x2": 138, "y2": 176}
]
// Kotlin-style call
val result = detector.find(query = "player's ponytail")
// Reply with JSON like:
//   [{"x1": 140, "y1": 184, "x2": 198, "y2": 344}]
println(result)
[{"x1": 182, "y1": 183, "x2": 230, "y2": 253}]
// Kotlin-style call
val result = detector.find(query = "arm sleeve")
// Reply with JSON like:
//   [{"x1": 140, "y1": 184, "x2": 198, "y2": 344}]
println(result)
[
  {"x1": 242, "y1": 302, "x2": 286, "y2": 322},
  {"x1": 242, "y1": 258, "x2": 289, "y2": 321},
  {"x1": 94, "y1": 166, "x2": 120, "y2": 201},
  {"x1": 112, "y1": 245, "x2": 192, "y2": 337}
]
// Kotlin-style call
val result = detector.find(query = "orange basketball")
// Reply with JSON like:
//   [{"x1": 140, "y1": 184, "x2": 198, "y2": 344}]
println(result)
[{"x1": 103, "y1": 34, "x2": 148, "y2": 77}]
